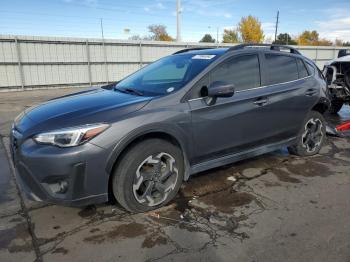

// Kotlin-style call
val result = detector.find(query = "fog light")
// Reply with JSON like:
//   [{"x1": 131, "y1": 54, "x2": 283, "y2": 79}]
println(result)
[{"x1": 48, "y1": 180, "x2": 68, "y2": 194}]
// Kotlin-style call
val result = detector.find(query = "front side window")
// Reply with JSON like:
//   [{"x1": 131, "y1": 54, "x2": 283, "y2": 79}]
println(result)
[
  {"x1": 115, "y1": 54, "x2": 218, "y2": 96},
  {"x1": 210, "y1": 54, "x2": 261, "y2": 92},
  {"x1": 265, "y1": 54, "x2": 298, "y2": 85}
]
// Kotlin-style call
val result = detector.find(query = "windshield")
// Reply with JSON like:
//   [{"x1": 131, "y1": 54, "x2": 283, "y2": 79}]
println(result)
[{"x1": 115, "y1": 54, "x2": 218, "y2": 96}]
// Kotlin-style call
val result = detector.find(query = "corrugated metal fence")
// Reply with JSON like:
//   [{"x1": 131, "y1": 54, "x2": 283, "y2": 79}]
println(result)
[{"x1": 0, "y1": 35, "x2": 344, "y2": 91}]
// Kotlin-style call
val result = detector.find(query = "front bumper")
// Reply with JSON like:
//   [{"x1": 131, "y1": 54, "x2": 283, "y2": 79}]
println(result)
[{"x1": 10, "y1": 129, "x2": 110, "y2": 206}]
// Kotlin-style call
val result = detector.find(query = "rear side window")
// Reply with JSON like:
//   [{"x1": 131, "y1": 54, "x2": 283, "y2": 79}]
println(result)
[
  {"x1": 265, "y1": 54, "x2": 298, "y2": 85},
  {"x1": 296, "y1": 59, "x2": 309, "y2": 78},
  {"x1": 210, "y1": 54, "x2": 261, "y2": 92}
]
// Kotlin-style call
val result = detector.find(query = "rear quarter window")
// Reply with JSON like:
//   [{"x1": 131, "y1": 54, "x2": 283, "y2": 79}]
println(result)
[
  {"x1": 296, "y1": 59, "x2": 309, "y2": 78},
  {"x1": 305, "y1": 62, "x2": 315, "y2": 75},
  {"x1": 265, "y1": 54, "x2": 298, "y2": 85}
]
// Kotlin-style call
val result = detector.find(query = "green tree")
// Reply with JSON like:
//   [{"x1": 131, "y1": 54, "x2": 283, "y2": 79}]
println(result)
[
  {"x1": 200, "y1": 34, "x2": 216, "y2": 43},
  {"x1": 222, "y1": 29, "x2": 239, "y2": 43},
  {"x1": 273, "y1": 33, "x2": 297, "y2": 45},
  {"x1": 237, "y1": 15, "x2": 264, "y2": 43}
]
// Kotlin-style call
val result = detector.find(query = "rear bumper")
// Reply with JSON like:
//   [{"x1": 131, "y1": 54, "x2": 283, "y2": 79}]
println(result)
[{"x1": 11, "y1": 132, "x2": 110, "y2": 207}]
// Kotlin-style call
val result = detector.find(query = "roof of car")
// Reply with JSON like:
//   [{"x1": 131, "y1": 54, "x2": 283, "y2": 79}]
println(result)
[
  {"x1": 174, "y1": 45, "x2": 302, "y2": 57},
  {"x1": 175, "y1": 48, "x2": 229, "y2": 56}
]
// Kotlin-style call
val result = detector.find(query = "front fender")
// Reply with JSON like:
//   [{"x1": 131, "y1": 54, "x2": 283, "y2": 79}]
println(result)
[{"x1": 105, "y1": 123, "x2": 192, "y2": 180}]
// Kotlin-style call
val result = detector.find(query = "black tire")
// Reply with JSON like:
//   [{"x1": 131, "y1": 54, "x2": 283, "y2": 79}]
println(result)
[
  {"x1": 112, "y1": 139, "x2": 184, "y2": 213},
  {"x1": 344, "y1": 69, "x2": 350, "y2": 90},
  {"x1": 288, "y1": 111, "x2": 326, "y2": 157},
  {"x1": 329, "y1": 99, "x2": 344, "y2": 114}
]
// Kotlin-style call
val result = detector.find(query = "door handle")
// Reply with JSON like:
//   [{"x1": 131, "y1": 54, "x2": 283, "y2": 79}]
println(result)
[
  {"x1": 254, "y1": 98, "x2": 268, "y2": 106},
  {"x1": 305, "y1": 88, "x2": 317, "y2": 96}
]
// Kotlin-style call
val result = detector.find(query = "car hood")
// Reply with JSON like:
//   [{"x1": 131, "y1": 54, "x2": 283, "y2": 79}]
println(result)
[
  {"x1": 15, "y1": 87, "x2": 152, "y2": 134},
  {"x1": 324, "y1": 55, "x2": 350, "y2": 66}
]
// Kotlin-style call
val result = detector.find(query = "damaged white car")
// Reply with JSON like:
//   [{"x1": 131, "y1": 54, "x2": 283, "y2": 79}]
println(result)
[{"x1": 323, "y1": 49, "x2": 350, "y2": 113}]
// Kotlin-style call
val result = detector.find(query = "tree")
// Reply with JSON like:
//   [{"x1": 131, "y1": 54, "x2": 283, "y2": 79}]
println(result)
[
  {"x1": 297, "y1": 30, "x2": 319, "y2": 45},
  {"x1": 147, "y1": 24, "x2": 174, "y2": 41},
  {"x1": 200, "y1": 34, "x2": 215, "y2": 43},
  {"x1": 318, "y1": 38, "x2": 332, "y2": 46},
  {"x1": 297, "y1": 30, "x2": 332, "y2": 46},
  {"x1": 335, "y1": 39, "x2": 343, "y2": 46},
  {"x1": 128, "y1": 35, "x2": 142, "y2": 41},
  {"x1": 237, "y1": 15, "x2": 264, "y2": 43},
  {"x1": 273, "y1": 33, "x2": 297, "y2": 45},
  {"x1": 343, "y1": 42, "x2": 350, "y2": 47},
  {"x1": 222, "y1": 29, "x2": 239, "y2": 43}
]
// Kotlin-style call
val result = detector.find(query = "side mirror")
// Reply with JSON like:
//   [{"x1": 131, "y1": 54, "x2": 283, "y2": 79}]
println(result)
[{"x1": 208, "y1": 81, "x2": 235, "y2": 98}]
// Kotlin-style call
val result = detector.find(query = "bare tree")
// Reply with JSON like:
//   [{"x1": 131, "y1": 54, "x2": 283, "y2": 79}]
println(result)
[{"x1": 148, "y1": 24, "x2": 174, "y2": 41}]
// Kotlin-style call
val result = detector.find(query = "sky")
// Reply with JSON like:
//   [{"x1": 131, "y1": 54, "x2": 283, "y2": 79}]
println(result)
[{"x1": 1, "y1": 0, "x2": 350, "y2": 42}]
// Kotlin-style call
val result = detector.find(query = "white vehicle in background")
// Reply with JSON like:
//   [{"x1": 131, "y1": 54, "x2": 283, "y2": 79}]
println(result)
[{"x1": 323, "y1": 49, "x2": 350, "y2": 114}]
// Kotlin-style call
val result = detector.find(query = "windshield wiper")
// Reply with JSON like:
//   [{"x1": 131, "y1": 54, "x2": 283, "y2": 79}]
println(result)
[{"x1": 115, "y1": 87, "x2": 144, "y2": 96}]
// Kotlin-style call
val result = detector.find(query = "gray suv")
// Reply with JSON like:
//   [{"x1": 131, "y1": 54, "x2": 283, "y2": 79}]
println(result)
[{"x1": 11, "y1": 44, "x2": 330, "y2": 212}]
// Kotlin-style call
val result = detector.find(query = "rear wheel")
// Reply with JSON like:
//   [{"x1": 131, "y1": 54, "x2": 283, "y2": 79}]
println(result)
[
  {"x1": 329, "y1": 99, "x2": 344, "y2": 114},
  {"x1": 288, "y1": 111, "x2": 326, "y2": 157},
  {"x1": 112, "y1": 139, "x2": 184, "y2": 213}
]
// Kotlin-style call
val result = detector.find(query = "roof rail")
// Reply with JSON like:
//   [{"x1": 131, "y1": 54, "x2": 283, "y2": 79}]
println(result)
[
  {"x1": 173, "y1": 47, "x2": 216, "y2": 55},
  {"x1": 227, "y1": 44, "x2": 301, "y2": 55}
]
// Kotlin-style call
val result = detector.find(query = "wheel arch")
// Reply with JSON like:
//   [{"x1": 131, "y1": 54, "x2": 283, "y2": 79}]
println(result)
[
  {"x1": 312, "y1": 97, "x2": 330, "y2": 114},
  {"x1": 106, "y1": 126, "x2": 192, "y2": 195}
]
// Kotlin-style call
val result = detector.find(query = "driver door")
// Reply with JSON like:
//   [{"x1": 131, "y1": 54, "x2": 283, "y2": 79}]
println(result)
[{"x1": 188, "y1": 53, "x2": 274, "y2": 164}]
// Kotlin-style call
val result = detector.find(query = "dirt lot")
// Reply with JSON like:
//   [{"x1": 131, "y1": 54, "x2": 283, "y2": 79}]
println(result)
[{"x1": 0, "y1": 88, "x2": 350, "y2": 262}]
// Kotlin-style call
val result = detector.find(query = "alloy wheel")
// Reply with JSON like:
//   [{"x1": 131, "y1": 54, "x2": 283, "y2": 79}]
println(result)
[
  {"x1": 132, "y1": 152, "x2": 179, "y2": 206},
  {"x1": 301, "y1": 118, "x2": 324, "y2": 153}
]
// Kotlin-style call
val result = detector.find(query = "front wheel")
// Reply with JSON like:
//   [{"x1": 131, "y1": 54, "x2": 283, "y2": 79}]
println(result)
[
  {"x1": 288, "y1": 111, "x2": 326, "y2": 157},
  {"x1": 112, "y1": 139, "x2": 184, "y2": 213}
]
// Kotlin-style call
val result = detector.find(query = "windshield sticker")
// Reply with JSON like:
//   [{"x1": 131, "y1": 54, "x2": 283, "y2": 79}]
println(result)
[
  {"x1": 167, "y1": 87, "x2": 175, "y2": 93},
  {"x1": 192, "y1": 55, "x2": 216, "y2": 60}
]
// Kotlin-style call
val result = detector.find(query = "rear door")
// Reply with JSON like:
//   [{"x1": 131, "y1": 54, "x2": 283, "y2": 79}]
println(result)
[{"x1": 260, "y1": 53, "x2": 319, "y2": 139}]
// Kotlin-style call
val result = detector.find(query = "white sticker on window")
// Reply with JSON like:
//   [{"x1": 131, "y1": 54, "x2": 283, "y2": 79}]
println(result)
[
  {"x1": 167, "y1": 87, "x2": 175, "y2": 93},
  {"x1": 192, "y1": 55, "x2": 216, "y2": 60}
]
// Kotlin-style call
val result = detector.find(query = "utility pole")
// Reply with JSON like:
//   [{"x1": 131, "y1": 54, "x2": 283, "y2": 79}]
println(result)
[
  {"x1": 274, "y1": 11, "x2": 279, "y2": 42},
  {"x1": 216, "y1": 27, "x2": 219, "y2": 47},
  {"x1": 100, "y1": 18, "x2": 105, "y2": 40},
  {"x1": 176, "y1": 0, "x2": 182, "y2": 42},
  {"x1": 100, "y1": 18, "x2": 109, "y2": 83}
]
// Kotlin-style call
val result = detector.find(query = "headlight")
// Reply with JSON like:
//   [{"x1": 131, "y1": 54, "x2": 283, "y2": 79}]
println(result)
[{"x1": 33, "y1": 123, "x2": 109, "y2": 147}]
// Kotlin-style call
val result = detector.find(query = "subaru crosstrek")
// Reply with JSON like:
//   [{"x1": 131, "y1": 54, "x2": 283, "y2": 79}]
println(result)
[{"x1": 11, "y1": 44, "x2": 330, "y2": 212}]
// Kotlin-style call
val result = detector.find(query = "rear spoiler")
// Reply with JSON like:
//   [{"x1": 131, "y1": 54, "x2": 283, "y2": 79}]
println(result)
[{"x1": 338, "y1": 49, "x2": 350, "y2": 58}]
